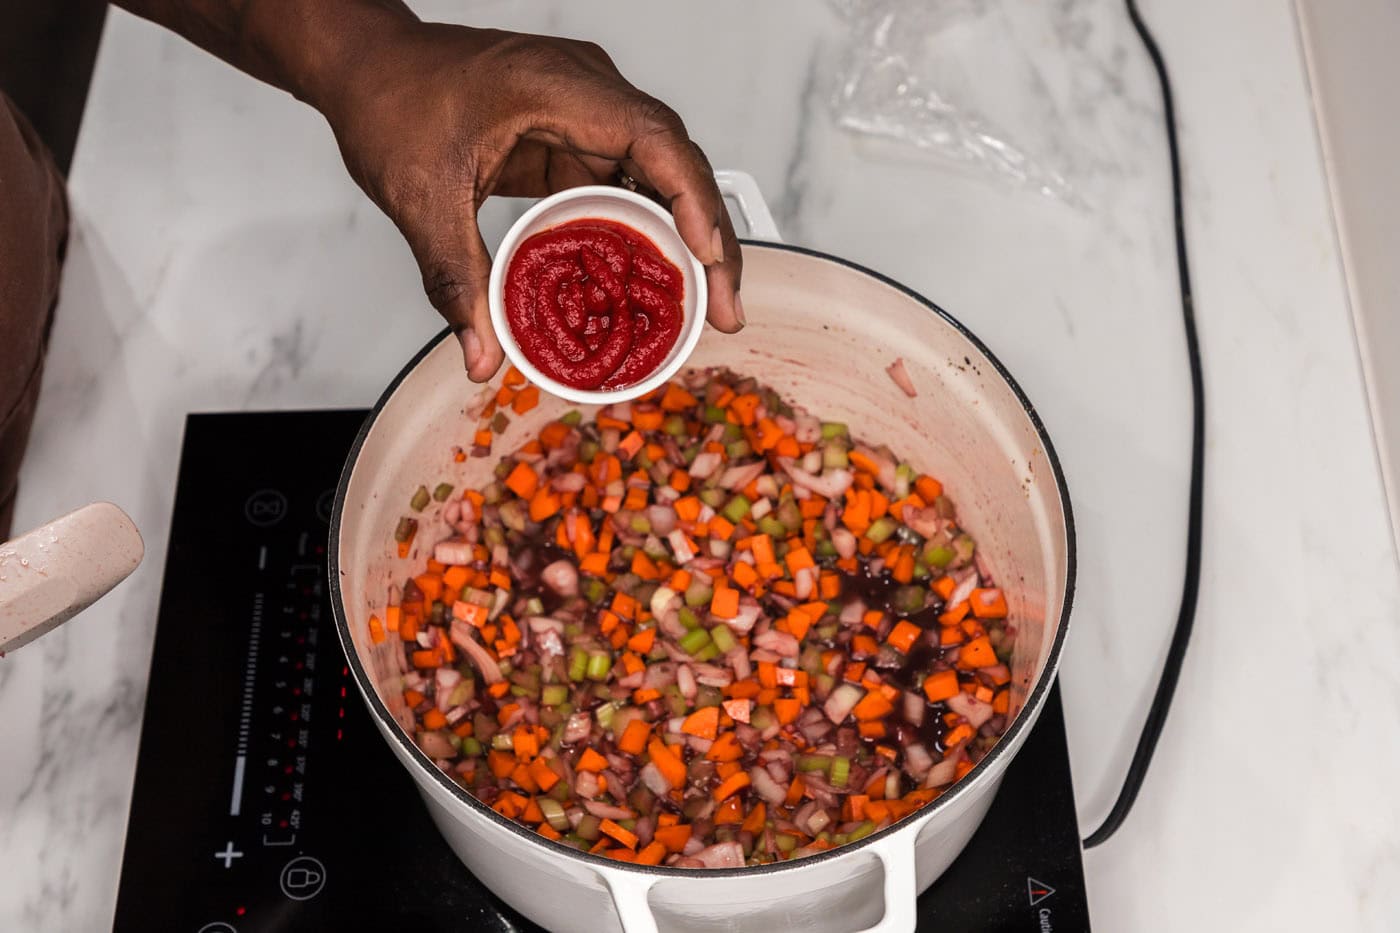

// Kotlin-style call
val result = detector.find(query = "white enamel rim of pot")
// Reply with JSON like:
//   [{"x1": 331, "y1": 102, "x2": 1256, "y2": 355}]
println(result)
[
  {"x1": 487, "y1": 185, "x2": 708, "y2": 405},
  {"x1": 329, "y1": 172, "x2": 1075, "y2": 932}
]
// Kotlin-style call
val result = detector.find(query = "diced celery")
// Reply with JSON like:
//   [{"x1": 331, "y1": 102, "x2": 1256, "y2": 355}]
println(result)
[
  {"x1": 560, "y1": 410, "x2": 582, "y2": 426},
  {"x1": 703, "y1": 404, "x2": 727, "y2": 423},
  {"x1": 722, "y1": 495, "x2": 752, "y2": 523},
  {"x1": 865, "y1": 517, "x2": 898, "y2": 544},
  {"x1": 822, "y1": 444, "x2": 849, "y2": 470},
  {"x1": 679, "y1": 628, "x2": 712, "y2": 655},
  {"x1": 492, "y1": 733, "x2": 514, "y2": 751},
  {"x1": 830, "y1": 756, "x2": 851, "y2": 787},
  {"x1": 432, "y1": 482, "x2": 455, "y2": 502},
  {"x1": 684, "y1": 580, "x2": 714, "y2": 608},
  {"x1": 460, "y1": 736, "x2": 482, "y2": 757},
  {"x1": 539, "y1": 797, "x2": 570, "y2": 831},
  {"x1": 727, "y1": 440, "x2": 752, "y2": 459},
  {"x1": 568, "y1": 647, "x2": 589, "y2": 682},
  {"x1": 409, "y1": 485, "x2": 432, "y2": 512},
  {"x1": 692, "y1": 643, "x2": 721, "y2": 663},
  {"x1": 664, "y1": 414, "x2": 687, "y2": 436},
  {"x1": 757, "y1": 515, "x2": 787, "y2": 537},
  {"x1": 678, "y1": 606, "x2": 700, "y2": 629},
  {"x1": 710, "y1": 624, "x2": 737, "y2": 654},
  {"x1": 586, "y1": 650, "x2": 613, "y2": 681},
  {"x1": 541, "y1": 684, "x2": 569, "y2": 707},
  {"x1": 820, "y1": 422, "x2": 848, "y2": 440}
]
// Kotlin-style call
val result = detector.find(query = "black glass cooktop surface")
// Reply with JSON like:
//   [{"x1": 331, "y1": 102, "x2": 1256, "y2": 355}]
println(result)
[{"x1": 113, "y1": 410, "x2": 1088, "y2": 933}]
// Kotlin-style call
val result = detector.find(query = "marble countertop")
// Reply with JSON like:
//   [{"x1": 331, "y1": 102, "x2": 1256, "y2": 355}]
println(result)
[{"x1": 3, "y1": 1, "x2": 1397, "y2": 930}]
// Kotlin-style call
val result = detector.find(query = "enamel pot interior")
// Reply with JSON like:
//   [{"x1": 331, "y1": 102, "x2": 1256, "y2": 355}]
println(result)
[{"x1": 330, "y1": 242, "x2": 1074, "y2": 931}]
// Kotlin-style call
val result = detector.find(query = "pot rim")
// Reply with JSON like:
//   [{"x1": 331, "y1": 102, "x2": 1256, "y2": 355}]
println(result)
[{"x1": 329, "y1": 240, "x2": 1077, "y2": 879}]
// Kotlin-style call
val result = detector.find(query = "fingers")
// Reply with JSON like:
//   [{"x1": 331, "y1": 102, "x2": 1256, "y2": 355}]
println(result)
[
  {"x1": 400, "y1": 207, "x2": 505, "y2": 381},
  {"x1": 621, "y1": 111, "x2": 726, "y2": 269},
  {"x1": 702, "y1": 202, "x2": 745, "y2": 333}
]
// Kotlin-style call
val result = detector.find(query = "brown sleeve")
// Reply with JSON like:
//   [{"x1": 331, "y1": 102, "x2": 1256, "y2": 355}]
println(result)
[{"x1": 0, "y1": 93, "x2": 69, "y2": 538}]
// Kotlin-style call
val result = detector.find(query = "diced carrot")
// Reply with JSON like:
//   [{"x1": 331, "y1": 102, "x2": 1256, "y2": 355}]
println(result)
[
  {"x1": 714, "y1": 795, "x2": 744, "y2": 825},
  {"x1": 537, "y1": 822, "x2": 563, "y2": 841},
  {"x1": 627, "y1": 627, "x2": 656, "y2": 654},
  {"x1": 647, "y1": 737, "x2": 688, "y2": 789},
  {"x1": 653, "y1": 823, "x2": 692, "y2": 854},
  {"x1": 618, "y1": 718, "x2": 652, "y2": 756},
  {"x1": 932, "y1": 576, "x2": 956, "y2": 600},
  {"x1": 741, "y1": 800, "x2": 767, "y2": 835},
  {"x1": 528, "y1": 488, "x2": 562, "y2": 522},
  {"x1": 851, "y1": 691, "x2": 893, "y2": 720},
  {"x1": 411, "y1": 649, "x2": 440, "y2": 668},
  {"x1": 502, "y1": 366, "x2": 527, "y2": 387},
  {"x1": 712, "y1": 771, "x2": 750, "y2": 801},
  {"x1": 611, "y1": 592, "x2": 638, "y2": 620},
  {"x1": 681, "y1": 706, "x2": 720, "y2": 740},
  {"x1": 505, "y1": 462, "x2": 538, "y2": 499},
  {"x1": 618, "y1": 430, "x2": 645, "y2": 459},
  {"x1": 539, "y1": 421, "x2": 573, "y2": 449},
  {"x1": 632, "y1": 688, "x2": 662, "y2": 705},
  {"x1": 422, "y1": 708, "x2": 447, "y2": 731},
  {"x1": 710, "y1": 586, "x2": 739, "y2": 619},
  {"x1": 511, "y1": 384, "x2": 540, "y2": 414},
  {"x1": 580, "y1": 552, "x2": 610, "y2": 576},
  {"x1": 704, "y1": 731, "x2": 743, "y2": 762},
  {"x1": 729, "y1": 393, "x2": 760, "y2": 425},
  {"x1": 923, "y1": 670, "x2": 960, "y2": 703},
  {"x1": 474, "y1": 428, "x2": 493, "y2": 449},
  {"x1": 969, "y1": 587, "x2": 1008, "y2": 619},
  {"x1": 858, "y1": 720, "x2": 886, "y2": 739},
  {"x1": 945, "y1": 723, "x2": 975, "y2": 747},
  {"x1": 915, "y1": 475, "x2": 943, "y2": 502},
  {"x1": 731, "y1": 561, "x2": 759, "y2": 590},
  {"x1": 993, "y1": 690, "x2": 1010, "y2": 714},
  {"x1": 958, "y1": 635, "x2": 997, "y2": 669},
  {"x1": 368, "y1": 615, "x2": 386, "y2": 644},
  {"x1": 384, "y1": 605, "x2": 402, "y2": 634},
  {"x1": 576, "y1": 747, "x2": 608, "y2": 773},
  {"x1": 528, "y1": 758, "x2": 560, "y2": 792},
  {"x1": 600, "y1": 819, "x2": 639, "y2": 850},
  {"x1": 513, "y1": 726, "x2": 539, "y2": 760},
  {"x1": 886, "y1": 620, "x2": 922, "y2": 653},
  {"x1": 635, "y1": 841, "x2": 667, "y2": 865},
  {"x1": 939, "y1": 602, "x2": 970, "y2": 625},
  {"x1": 772, "y1": 697, "x2": 801, "y2": 725},
  {"x1": 784, "y1": 775, "x2": 806, "y2": 807},
  {"x1": 631, "y1": 406, "x2": 664, "y2": 431}
]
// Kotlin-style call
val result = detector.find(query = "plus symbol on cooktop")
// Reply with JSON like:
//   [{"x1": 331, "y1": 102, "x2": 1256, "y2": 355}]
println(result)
[{"x1": 214, "y1": 842, "x2": 244, "y2": 868}]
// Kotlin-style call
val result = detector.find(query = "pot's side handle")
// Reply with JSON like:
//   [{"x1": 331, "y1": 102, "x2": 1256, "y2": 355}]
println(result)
[
  {"x1": 599, "y1": 867, "x2": 659, "y2": 933},
  {"x1": 715, "y1": 170, "x2": 782, "y2": 242},
  {"x1": 854, "y1": 828, "x2": 919, "y2": 933}
]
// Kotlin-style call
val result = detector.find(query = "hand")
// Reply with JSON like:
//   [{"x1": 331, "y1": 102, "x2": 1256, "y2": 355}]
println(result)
[{"x1": 320, "y1": 23, "x2": 744, "y2": 381}]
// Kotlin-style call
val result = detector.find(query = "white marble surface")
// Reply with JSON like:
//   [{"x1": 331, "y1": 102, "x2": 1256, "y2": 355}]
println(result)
[{"x1": 2, "y1": 1, "x2": 1397, "y2": 930}]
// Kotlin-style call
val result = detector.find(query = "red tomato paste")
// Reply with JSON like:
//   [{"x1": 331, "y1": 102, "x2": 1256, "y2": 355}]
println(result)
[{"x1": 504, "y1": 219, "x2": 684, "y2": 390}]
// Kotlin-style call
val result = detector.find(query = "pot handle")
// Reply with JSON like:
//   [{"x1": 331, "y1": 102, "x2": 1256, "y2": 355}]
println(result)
[
  {"x1": 715, "y1": 170, "x2": 782, "y2": 242},
  {"x1": 853, "y1": 828, "x2": 919, "y2": 933},
  {"x1": 601, "y1": 868, "x2": 659, "y2": 933},
  {"x1": 0, "y1": 502, "x2": 144, "y2": 653}
]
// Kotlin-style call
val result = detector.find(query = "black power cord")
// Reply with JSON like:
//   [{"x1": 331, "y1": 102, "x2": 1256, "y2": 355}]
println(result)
[{"x1": 1082, "y1": 0, "x2": 1206, "y2": 849}]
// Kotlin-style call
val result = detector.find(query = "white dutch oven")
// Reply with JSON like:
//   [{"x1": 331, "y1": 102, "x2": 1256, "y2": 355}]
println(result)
[{"x1": 330, "y1": 173, "x2": 1074, "y2": 932}]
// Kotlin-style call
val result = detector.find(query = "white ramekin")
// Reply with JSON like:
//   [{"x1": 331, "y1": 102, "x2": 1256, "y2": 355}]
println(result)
[{"x1": 488, "y1": 186, "x2": 707, "y2": 405}]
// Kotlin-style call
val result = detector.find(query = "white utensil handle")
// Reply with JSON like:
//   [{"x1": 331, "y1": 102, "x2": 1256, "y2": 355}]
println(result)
[
  {"x1": 715, "y1": 170, "x2": 782, "y2": 242},
  {"x1": 0, "y1": 502, "x2": 143, "y2": 653}
]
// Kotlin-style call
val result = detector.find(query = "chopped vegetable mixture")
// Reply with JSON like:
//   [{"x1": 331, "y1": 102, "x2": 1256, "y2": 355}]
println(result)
[{"x1": 369, "y1": 369, "x2": 1017, "y2": 867}]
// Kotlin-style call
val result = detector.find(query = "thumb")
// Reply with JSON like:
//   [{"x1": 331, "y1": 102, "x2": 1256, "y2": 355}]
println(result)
[{"x1": 402, "y1": 211, "x2": 504, "y2": 382}]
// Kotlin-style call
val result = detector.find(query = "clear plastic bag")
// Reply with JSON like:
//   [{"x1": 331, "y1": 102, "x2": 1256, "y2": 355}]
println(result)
[{"x1": 831, "y1": 0, "x2": 1078, "y2": 202}]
